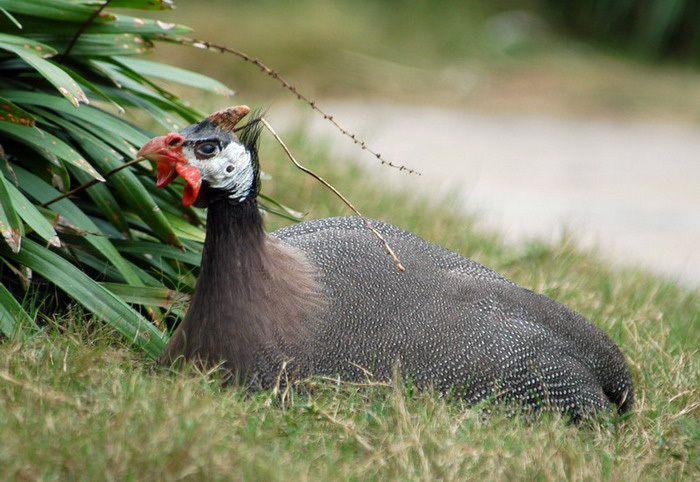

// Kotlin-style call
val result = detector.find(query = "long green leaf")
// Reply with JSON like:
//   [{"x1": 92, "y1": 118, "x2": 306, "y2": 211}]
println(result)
[
  {"x1": 100, "y1": 282, "x2": 188, "y2": 308},
  {"x1": 71, "y1": 249, "x2": 126, "y2": 284},
  {"x1": 0, "y1": 96, "x2": 36, "y2": 126},
  {"x1": 0, "y1": 282, "x2": 40, "y2": 339},
  {"x1": 19, "y1": 16, "x2": 189, "y2": 36},
  {"x1": 111, "y1": 239, "x2": 201, "y2": 265},
  {"x1": 1, "y1": 0, "x2": 179, "y2": 22},
  {"x1": 1, "y1": 172, "x2": 60, "y2": 246},
  {"x1": 27, "y1": 33, "x2": 153, "y2": 57},
  {"x1": 0, "y1": 121, "x2": 104, "y2": 180},
  {"x1": 0, "y1": 0, "x2": 95, "y2": 21},
  {"x1": 120, "y1": 249, "x2": 185, "y2": 285},
  {"x1": 53, "y1": 62, "x2": 125, "y2": 113},
  {"x1": 0, "y1": 237, "x2": 166, "y2": 358},
  {"x1": 3, "y1": 90, "x2": 149, "y2": 147},
  {"x1": 259, "y1": 193, "x2": 305, "y2": 220},
  {"x1": 161, "y1": 211, "x2": 206, "y2": 243},
  {"x1": 0, "y1": 32, "x2": 57, "y2": 56},
  {"x1": 0, "y1": 170, "x2": 22, "y2": 252},
  {"x1": 70, "y1": 165, "x2": 131, "y2": 237},
  {"x1": 6, "y1": 165, "x2": 143, "y2": 287},
  {"x1": 0, "y1": 206, "x2": 20, "y2": 252},
  {"x1": 0, "y1": 5, "x2": 22, "y2": 29},
  {"x1": 0, "y1": 33, "x2": 88, "y2": 107},
  {"x1": 74, "y1": 249, "x2": 177, "y2": 290},
  {"x1": 88, "y1": 14, "x2": 190, "y2": 35},
  {"x1": 110, "y1": 88, "x2": 183, "y2": 131},
  {"x1": 104, "y1": 0, "x2": 175, "y2": 10},
  {"x1": 114, "y1": 56, "x2": 234, "y2": 96},
  {"x1": 92, "y1": 59, "x2": 202, "y2": 124}
]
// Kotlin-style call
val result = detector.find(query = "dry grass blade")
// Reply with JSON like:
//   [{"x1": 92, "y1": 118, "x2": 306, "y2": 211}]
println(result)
[
  {"x1": 317, "y1": 408, "x2": 375, "y2": 453},
  {"x1": 313, "y1": 376, "x2": 392, "y2": 389},
  {"x1": 156, "y1": 34, "x2": 420, "y2": 176},
  {"x1": 260, "y1": 118, "x2": 405, "y2": 272}
]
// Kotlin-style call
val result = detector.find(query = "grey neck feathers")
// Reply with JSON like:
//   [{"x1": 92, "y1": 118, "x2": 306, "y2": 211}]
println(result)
[{"x1": 160, "y1": 198, "x2": 322, "y2": 375}]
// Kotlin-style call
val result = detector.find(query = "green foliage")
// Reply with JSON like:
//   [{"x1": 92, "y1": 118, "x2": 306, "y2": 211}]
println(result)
[
  {"x1": 0, "y1": 0, "x2": 235, "y2": 356},
  {"x1": 541, "y1": 0, "x2": 700, "y2": 62}
]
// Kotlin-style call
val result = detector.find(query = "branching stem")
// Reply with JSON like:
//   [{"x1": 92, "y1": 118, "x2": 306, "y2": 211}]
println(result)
[{"x1": 156, "y1": 34, "x2": 420, "y2": 176}]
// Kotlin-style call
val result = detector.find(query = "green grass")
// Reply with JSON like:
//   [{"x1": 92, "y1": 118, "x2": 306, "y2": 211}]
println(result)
[{"x1": 1, "y1": 133, "x2": 698, "y2": 480}]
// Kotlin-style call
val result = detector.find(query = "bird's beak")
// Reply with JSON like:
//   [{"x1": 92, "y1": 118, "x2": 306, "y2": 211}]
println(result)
[{"x1": 137, "y1": 132, "x2": 202, "y2": 206}]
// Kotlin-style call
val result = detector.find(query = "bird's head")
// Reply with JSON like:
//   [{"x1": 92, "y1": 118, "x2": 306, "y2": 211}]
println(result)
[{"x1": 137, "y1": 105, "x2": 261, "y2": 207}]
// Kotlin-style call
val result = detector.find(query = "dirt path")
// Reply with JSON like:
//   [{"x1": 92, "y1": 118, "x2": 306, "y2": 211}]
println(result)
[{"x1": 276, "y1": 100, "x2": 700, "y2": 287}]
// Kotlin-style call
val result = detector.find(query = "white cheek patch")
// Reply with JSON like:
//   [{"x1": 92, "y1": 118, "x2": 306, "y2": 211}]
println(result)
[{"x1": 187, "y1": 142, "x2": 255, "y2": 201}]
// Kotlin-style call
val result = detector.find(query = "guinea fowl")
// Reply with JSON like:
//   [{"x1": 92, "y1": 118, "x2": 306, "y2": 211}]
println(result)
[{"x1": 138, "y1": 105, "x2": 634, "y2": 419}]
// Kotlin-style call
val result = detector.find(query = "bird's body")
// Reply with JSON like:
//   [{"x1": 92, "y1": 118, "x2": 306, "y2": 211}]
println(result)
[
  {"x1": 140, "y1": 106, "x2": 634, "y2": 419},
  {"x1": 273, "y1": 216, "x2": 632, "y2": 414}
]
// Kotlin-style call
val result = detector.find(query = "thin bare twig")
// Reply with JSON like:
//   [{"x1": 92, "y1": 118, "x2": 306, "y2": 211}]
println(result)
[
  {"x1": 60, "y1": 0, "x2": 113, "y2": 60},
  {"x1": 156, "y1": 34, "x2": 420, "y2": 176},
  {"x1": 260, "y1": 118, "x2": 405, "y2": 272},
  {"x1": 41, "y1": 158, "x2": 143, "y2": 207}
]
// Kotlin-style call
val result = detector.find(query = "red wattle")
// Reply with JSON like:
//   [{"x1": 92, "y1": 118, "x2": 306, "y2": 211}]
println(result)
[
  {"x1": 176, "y1": 164, "x2": 202, "y2": 206},
  {"x1": 182, "y1": 183, "x2": 197, "y2": 207}
]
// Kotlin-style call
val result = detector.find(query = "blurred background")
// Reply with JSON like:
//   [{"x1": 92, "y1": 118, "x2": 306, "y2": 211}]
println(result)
[{"x1": 153, "y1": 0, "x2": 700, "y2": 286}]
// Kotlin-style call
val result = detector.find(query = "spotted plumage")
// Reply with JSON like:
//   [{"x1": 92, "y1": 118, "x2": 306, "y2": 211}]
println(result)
[{"x1": 138, "y1": 106, "x2": 634, "y2": 420}]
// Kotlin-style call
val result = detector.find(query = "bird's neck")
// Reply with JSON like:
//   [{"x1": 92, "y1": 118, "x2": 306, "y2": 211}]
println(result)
[
  {"x1": 200, "y1": 197, "x2": 266, "y2": 280},
  {"x1": 161, "y1": 197, "x2": 321, "y2": 376}
]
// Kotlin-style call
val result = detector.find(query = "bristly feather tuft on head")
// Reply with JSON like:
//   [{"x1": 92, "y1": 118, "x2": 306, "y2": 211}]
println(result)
[{"x1": 237, "y1": 108, "x2": 265, "y2": 168}]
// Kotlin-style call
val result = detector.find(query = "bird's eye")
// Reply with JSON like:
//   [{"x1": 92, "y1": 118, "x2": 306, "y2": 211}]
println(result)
[
  {"x1": 225, "y1": 164, "x2": 235, "y2": 173},
  {"x1": 194, "y1": 142, "x2": 219, "y2": 159}
]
